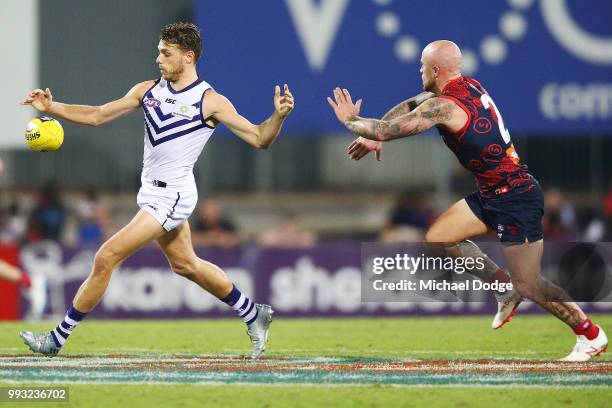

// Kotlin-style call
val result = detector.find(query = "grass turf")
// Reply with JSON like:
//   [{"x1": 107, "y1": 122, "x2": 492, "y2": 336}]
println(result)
[{"x1": 1, "y1": 314, "x2": 611, "y2": 407}]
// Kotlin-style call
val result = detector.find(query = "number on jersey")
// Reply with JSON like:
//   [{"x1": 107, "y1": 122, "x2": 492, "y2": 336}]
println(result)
[{"x1": 480, "y1": 94, "x2": 511, "y2": 144}]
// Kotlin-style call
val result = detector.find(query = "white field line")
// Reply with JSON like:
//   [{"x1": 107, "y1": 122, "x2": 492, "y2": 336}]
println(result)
[{"x1": 1, "y1": 355, "x2": 611, "y2": 372}]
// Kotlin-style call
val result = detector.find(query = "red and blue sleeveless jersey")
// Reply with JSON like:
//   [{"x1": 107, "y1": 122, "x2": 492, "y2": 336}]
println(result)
[{"x1": 437, "y1": 76, "x2": 533, "y2": 193}]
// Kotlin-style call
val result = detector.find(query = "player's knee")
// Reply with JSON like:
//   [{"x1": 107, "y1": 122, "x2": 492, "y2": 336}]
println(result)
[
  {"x1": 92, "y1": 248, "x2": 120, "y2": 279},
  {"x1": 170, "y1": 258, "x2": 198, "y2": 280},
  {"x1": 424, "y1": 229, "x2": 439, "y2": 244},
  {"x1": 512, "y1": 279, "x2": 539, "y2": 301},
  {"x1": 425, "y1": 228, "x2": 453, "y2": 245}
]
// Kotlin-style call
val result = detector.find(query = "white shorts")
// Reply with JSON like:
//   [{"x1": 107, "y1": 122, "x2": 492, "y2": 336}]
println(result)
[{"x1": 137, "y1": 183, "x2": 198, "y2": 231}]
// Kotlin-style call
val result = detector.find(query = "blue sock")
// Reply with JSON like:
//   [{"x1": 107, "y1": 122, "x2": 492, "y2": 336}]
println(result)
[
  {"x1": 50, "y1": 304, "x2": 88, "y2": 348},
  {"x1": 221, "y1": 285, "x2": 258, "y2": 325}
]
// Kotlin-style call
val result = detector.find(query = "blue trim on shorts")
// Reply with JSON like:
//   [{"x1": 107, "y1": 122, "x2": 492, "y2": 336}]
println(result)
[{"x1": 162, "y1": 192, "x2": 181, "y2": 229}]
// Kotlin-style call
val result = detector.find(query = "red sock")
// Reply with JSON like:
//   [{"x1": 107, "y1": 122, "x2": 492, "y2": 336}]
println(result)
[
  {"x1": 573, "y1": 319, "x2": 599, "y2": 340},
  {"x1": 489, "y1": 269, "x2": 512, "y2": 295},
  {"x1": 489, "y1": 269, "x2": 511, "y2": 284}
]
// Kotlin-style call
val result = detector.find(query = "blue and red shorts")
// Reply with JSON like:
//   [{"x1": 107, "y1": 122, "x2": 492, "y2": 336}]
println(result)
[{"x1": 465, "y1": 179, "x2": 544, "y2": 243}]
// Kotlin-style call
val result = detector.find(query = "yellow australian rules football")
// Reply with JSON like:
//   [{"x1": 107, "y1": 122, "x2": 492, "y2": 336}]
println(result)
[{"x1": 25, "y1": 117, "x2": 64, "y2": 152}]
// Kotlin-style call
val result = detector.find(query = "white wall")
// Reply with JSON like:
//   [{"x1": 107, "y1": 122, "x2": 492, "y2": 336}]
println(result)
[{"x1": 0, "y1": 0, "x2": 38, "y2": 149}]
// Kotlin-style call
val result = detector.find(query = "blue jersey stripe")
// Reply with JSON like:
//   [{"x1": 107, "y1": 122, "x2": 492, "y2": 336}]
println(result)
[
  {"x1": 143, "y1": 106, "x2": 201, "y2": 134},
  {"x1": 167, "y1": 78, "x2": 204, "y2": 94},
  {"x1": 145, "y1": 119, "x2": 206, "y2": 147},
  {"x1": 140, "y1": 78, "x2": 161, "y2": 107}
]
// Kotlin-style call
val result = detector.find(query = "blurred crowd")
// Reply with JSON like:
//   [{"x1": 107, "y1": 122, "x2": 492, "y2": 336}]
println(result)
[
  {"x1": 381, "y1": 186, "x2": 612, "y2": 243},
  {"x1": 1, "y1": 184, "x2": 612, "y2": 250},
  {"x1": 0, "y1": 187, "x2": 319, "y2": 249},
  {"x1": 192, "y1": 198, "x2": 318, "y2": 248},
  {"x1": 0, "y1": 184, "x2": 116, "y2": 248}
]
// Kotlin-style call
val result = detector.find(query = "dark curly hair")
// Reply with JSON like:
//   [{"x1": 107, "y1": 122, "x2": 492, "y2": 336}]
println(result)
[{"x1": 159, "y1": 22, "x2": 203, "y2": 60}]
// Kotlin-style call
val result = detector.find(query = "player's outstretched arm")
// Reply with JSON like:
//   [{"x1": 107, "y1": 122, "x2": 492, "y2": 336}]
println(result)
[
  {"x1": 346, "y1": 97, "x2": 455, "y2": 141},
  {"x1": 325, "y1": 88, "x2": 378, "y2": 161},
  {"x1": 328, "y1": 87, "x2": 456, "y2": 142},
  {"x1": 381, "y1": 92, "x2": 436, "y2": 121},
  {"x1": 205, "y1": 85, "x2": 294, "y2": 149},
  {"x1": 21, "y1": 80, "x2": 155, "y2": 127},
  {"x1": 344, "y1": 91, "x2": 435, "y2": 161}
]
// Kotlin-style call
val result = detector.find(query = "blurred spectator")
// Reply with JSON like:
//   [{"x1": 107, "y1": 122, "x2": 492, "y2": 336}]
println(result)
[
  {"x1": 542, "y1": 188, "x2": 577, "y2": 240},
  {"x1": 27, "y1": 183, "x2": 66, "y2": 243},
  {"x1": 191, "y1": 197, "x2": 241, "y2": 247},
  {"x1": 75, "y1": 190, "x2": 116, "y2": 246},
  {"x1": 0, "y1": 202, "x2": 28, "y2": 245},
  {"x1": 379, "y1": 191, "x2": 436, "y2": 243},
  {"x1": 257, "y1": 212, "x2": 317, "y2": 248},
  {"x1": 584, "y1": 181, "x2": 612, "y2": 242}
]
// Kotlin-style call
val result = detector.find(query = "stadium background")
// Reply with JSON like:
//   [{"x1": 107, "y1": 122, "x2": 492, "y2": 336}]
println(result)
[{"x1": 0, "y1": 0, "x2": 611, "y2": 322}]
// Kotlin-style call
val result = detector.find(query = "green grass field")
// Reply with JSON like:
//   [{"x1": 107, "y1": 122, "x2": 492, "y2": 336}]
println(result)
[{"x1": 1, "y1": 314, "x2": 611, "y2": 407}]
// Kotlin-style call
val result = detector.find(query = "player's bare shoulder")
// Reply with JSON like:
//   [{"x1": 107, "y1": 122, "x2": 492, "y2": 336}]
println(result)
[
  {"x1": 417, "y1": 98, "x2": 455, "y2": 123},
  {"x1": 201, "y1": 89, "x2": 233, "y2": 126},
  {"x1": 202, "y1": 89, "x2": 231, "y2": 110},
  {"x1": 129, "y1": 80, "x2": 159, "y2": 105},
  {"x1": 418, "y1": 97, "x2": 468, "y2": 132}
]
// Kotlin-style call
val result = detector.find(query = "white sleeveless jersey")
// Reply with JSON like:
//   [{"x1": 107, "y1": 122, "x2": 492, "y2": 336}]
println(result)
[{"x1": 140, "y1": 77, "x2": 214, "y2": 190}]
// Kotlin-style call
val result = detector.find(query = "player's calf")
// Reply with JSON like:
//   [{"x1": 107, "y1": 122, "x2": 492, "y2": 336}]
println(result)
[{"x1": 511, "y1": 275, "x2": 573, "y2": 304}]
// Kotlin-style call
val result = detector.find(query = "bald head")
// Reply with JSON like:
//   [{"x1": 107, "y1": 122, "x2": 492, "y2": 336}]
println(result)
[
  {"x1": 420, "y1": 40, "x2": 463, "y2": 93},
  {"x1": 423, "y1": 40, "x2": 462, "y2": 74}
]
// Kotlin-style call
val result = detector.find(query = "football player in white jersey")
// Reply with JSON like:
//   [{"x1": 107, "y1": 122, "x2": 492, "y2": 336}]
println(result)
[{"x1": 20, "y1": 22, "x2": 293, "y2": 359}]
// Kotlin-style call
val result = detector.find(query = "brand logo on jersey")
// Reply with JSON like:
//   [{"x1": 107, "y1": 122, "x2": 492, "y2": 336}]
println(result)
[
  {"x1": 468, "y1": 159, "x2": 483, "y2": 170},
  {"x1": 165, "y1": 98, "x2": 177, "y2": 104},
  {"x1": 487, "y1": 144, "x2": 503, "y2": 156},
  {"x1": 143, "y1": 97, "x2": 161, "y2": 108},
  {"x1": 172, "y1": 104, "x2": 197, "y2": 120},
  {"x1": 473, "y1": 117, "x2": 493, "y2": 134},
  {"x1": 497, "y1": 224, "x2": 504, "y2": 239}
]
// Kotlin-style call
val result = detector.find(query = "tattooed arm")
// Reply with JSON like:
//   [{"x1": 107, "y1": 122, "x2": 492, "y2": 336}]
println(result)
[
  {"x1": 344, "y1": 97, "x2": 456, "y2": 141},
  {"x1": 381, "y1": 92, "x2": 436, "y2": 121}
]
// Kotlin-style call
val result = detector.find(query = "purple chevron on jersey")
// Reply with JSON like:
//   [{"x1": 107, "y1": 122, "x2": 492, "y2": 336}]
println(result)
[
  {"x1": 144, "y1": 119, "x2": 207, "y2": 147},
  {"x1": 143, "y1": 105, "x2": 201, "y2": 135}
]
